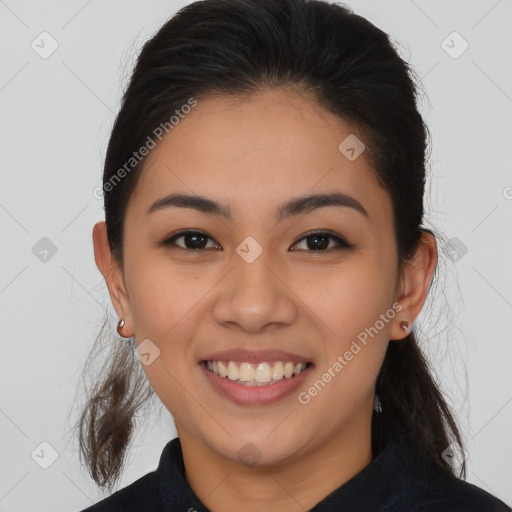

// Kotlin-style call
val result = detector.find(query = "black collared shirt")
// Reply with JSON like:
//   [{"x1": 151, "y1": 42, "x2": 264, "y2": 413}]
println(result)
[{"x1": 80, "y1": 435, "x2": 511, "y2": 511}]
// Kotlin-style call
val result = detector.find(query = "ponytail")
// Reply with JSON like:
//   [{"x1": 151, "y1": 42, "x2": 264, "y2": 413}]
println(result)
[{"x1": 372, "y1": 333, "x2": 466, "y2": 479}]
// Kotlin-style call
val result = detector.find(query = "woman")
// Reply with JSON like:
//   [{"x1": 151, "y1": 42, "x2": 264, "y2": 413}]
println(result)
[{"x1": 76, "y1": 0, "x2": 511, "y2": 510}]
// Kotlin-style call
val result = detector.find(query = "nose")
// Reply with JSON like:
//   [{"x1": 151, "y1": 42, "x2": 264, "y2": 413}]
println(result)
[{"x1": 212, "y1": 246, "x2": 298, "y2": 334}]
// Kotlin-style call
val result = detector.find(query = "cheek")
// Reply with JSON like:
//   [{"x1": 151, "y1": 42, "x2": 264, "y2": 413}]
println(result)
[
  {"x1": 124, "y1": 268, "x2": 205, "y2": 417},
  {"x1": 308, "y1": 254, "x2": 395, "y2": 382},
  {"x1": 311, "y1": 257, "x2": 395, "y2": 330},
  {"x1": 126, "y1": 250, "x2": 205, "y2": 337},
  {"x1": 127, "y1": 265, "x2": 205, "y2": 425}
]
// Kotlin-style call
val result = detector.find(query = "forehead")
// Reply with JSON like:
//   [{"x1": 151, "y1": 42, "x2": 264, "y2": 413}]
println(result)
[{"x1": 128, "y1": 88, "x2": 393, "y2": 226}]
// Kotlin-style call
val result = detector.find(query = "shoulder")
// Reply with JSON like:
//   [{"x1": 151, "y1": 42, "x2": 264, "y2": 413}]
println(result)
[
  {"x1": 387, "y1": 433, "x2": 511, "y2": 512},
  {"x1": 413, "y1": 474, "x2": 511, "y2": 512},
  {"x1": 78, "y1": 470, "x2": 162, "y2": 512}
]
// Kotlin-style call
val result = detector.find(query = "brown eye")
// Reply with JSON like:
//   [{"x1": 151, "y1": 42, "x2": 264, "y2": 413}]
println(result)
[
  {"x1": 160, "y1": 230, "x2": 352, "y2": 252},
  {"x1": 291, "y1": 232, "x2": 351, "y2": 252},
  {"x1": 160, "y1": 231, "x2": 220, "y2": 250}
]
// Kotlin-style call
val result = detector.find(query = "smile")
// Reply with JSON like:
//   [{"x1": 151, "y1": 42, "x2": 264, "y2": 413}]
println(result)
[
  {"x1": 200, "y1": 359, "x2": 314, "y2": 405},
  {"x1": 205, "y1": 360, "x2": 310, "y2": 386}
]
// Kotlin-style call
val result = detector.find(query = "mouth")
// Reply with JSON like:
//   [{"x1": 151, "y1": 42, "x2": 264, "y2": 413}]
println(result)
[
  {"x1": 202, "y1": 360, "x2": 312, "y2": 386},
  {"x1": 199, "y1": 357, "x2": 314, "y2": 405}
]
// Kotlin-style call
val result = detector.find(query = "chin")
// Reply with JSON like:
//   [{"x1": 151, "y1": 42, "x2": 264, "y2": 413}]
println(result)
[{"x1": 205, "y1": 429, "x2": 306, "y2": 468}]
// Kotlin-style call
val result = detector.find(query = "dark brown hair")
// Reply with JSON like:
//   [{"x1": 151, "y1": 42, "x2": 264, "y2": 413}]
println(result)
[{"x1": 73, "y1": 0, "x2": 467, "y2": 492}]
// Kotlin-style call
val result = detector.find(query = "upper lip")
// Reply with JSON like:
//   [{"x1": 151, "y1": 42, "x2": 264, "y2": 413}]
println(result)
[{"x1": 200, "y1": 348, "x2": 313, "y2": 365}]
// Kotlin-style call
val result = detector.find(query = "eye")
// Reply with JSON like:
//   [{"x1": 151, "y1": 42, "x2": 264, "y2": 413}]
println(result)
[
  {"x1": 159, "y1": 230, "x2": 352, "y2": 252},
  {"x1": 160, "y1": 230, "x2": 220, "y2": 251},
  {"x1": 291, "y1": 231, "x2": 352, "y2": 252}
]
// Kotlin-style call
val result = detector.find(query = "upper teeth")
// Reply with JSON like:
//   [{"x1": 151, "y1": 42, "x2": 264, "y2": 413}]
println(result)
[{"x1": 206, "y1": 360, "x2": 307, "y2": 384}]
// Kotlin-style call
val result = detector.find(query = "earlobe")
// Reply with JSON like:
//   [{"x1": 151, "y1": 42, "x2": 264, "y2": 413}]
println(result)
[
  {"x1": 390, "y1": 231, "x2": 437, "y2": 340},
  {"x1": 92, "y1": 221, "x2": 134, "y2": 336}
]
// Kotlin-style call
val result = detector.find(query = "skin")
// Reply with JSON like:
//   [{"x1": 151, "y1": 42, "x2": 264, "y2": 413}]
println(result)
[{"x1": 93, "y1": 87, "x2": 437, "y2": 511}]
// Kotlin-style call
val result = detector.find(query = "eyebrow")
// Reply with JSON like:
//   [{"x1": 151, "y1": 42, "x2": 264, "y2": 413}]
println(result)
[{"x1": 146, "y1": 191, "x2": 368, "y2": 221}]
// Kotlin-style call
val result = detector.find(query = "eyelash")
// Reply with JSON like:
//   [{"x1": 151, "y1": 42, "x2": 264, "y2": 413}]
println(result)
[{"x1": 159, "y1": 230, "x2": 352, "y2": 252}]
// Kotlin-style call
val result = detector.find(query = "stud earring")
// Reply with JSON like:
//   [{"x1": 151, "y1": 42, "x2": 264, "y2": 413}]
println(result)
[
  {"x1": 400, "y1": 320, "x2": 409, "y2": 332},
  {"x1": 117, "y1": 319, "x2": 126, "y2": 336}
]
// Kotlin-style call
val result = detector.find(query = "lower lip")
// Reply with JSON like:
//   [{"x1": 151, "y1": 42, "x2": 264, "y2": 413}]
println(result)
[{"x1": 200, "y1": 362, "x2": 313, "y2": 405}]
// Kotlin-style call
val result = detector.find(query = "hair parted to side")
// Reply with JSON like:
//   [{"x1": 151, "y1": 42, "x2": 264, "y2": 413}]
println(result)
[{"x1": 73, "y1": 0, "x2": 467, "y2": 492}]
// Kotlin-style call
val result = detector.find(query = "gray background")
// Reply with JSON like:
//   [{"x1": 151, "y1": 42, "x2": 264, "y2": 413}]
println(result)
[{"x1": 0, "y1": 0, "x2": 511, "y2": 510}]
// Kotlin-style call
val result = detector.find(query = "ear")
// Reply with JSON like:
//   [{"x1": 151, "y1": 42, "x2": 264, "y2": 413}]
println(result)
[
  {"x1": 92, "y1": 221, "x2": 134, "y2": 337},
  {"x1": 390, "y1": 230, "x2": 437, "y2": 340}
]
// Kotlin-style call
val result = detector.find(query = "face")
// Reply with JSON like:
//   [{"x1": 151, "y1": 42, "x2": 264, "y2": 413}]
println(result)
[{"x1": 106, "y1": 87, "x2": 406, "y2": 466}]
